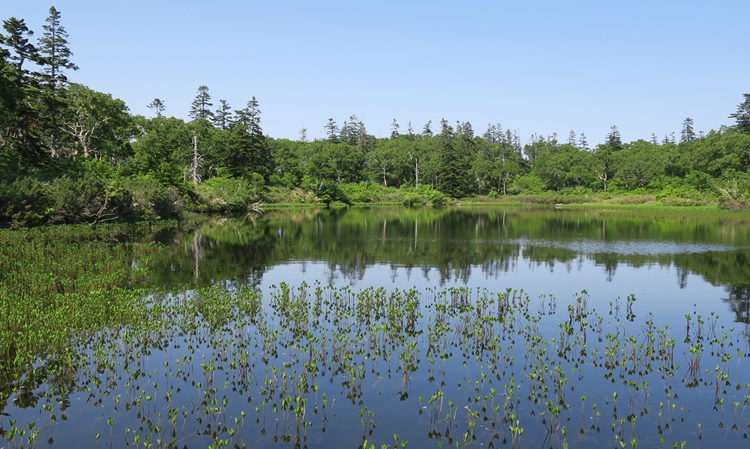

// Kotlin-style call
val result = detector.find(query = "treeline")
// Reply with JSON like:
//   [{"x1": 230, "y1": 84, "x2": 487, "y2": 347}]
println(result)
[{"x1": 2, "y1": 8, "x2": 750, "y2": 226}]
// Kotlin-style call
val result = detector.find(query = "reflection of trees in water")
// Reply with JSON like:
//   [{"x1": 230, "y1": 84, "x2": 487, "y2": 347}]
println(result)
[
  {"x1": 677, "y1": 266, "x2": 689, "y2": 289},
  {"x1": 723, "y1": 286, "x2": 750, "y2": 324},
  {"x1": 154, "y1": 209, "x2": 750, "y2": 326}
]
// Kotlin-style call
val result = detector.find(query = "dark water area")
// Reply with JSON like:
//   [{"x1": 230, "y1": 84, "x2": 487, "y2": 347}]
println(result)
[{"x1": 2, "y1": 206, "x2": 749, "y2": 448}]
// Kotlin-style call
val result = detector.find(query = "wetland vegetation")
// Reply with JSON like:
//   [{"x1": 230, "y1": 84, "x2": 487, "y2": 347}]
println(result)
[{"x1": 1, "y1": 207, "x2": 749, "y2": 448}]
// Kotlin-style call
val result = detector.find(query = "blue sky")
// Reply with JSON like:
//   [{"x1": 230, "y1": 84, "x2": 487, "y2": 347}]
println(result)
[{"x1": 4, "y1": 1, "x2": 749, "y2": 145}]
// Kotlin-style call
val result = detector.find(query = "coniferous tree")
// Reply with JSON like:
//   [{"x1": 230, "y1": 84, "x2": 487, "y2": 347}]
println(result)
[
  {"x1": 37, "y1": 7, "x2": 78, "y2": 157},
  {"x1": 390, "y1": 119, "x2": 400, "y2": 139},
  {"x1": 436, "y1": 118, "x2": 471, "y2": 197},
  {"x1": 230, "y1": 97, "x2": 270, "y2": 179},
  {"x1": 578, "y1": 132, "x2": 589, "y2": 151},
  {"x1": 730, "y1": 94, "x2": 750, "y2": 133},
  {"x1": 406, "y1": 121, "x2": 415, "y2": 139},
  {"x1": 147, "y1": 98, "x2": 165, "y2": 118},
  {"x1": 606, "y1": 125, "x2": 622, "y2": 151},
  {"x1": 339, "y1": 115, "x2": 361, "y2": 146},
  {"x1": 0, "y1": 17, "x2": 45, "y2": 162},
  {"x1": 1, "y1": 18, "x2": 38, "y2": 73},
  {"x1": 422, "y1": 120, "x2": 433, "y2": 137},
  {"x1": 212, "y1": 99, "x2": 232, "y2": 130},
  {"x1": 189, "y1": 86, "x2": 213, "y2": 120},
  {"x1": 38, "y1": 7, "x2": 77, "y2": 91},
  {"x1": 681, "y1": 117, "x2": 695, "y2": 142},
  {"x1": 568, "y1": 130, "x2": 577, "y2": 146},
  {"x1": 324, "y1": 118, "x2": 339, "y2": 142}
]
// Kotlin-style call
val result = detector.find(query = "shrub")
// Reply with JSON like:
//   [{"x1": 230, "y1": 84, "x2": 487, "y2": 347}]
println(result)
[
  {"x1": 46, "y1": 172, "x2": 133, "y2": 225},
  {"x1": 316, "y1": 180, "x2": 351, "y2": 207},
  {"x1": 508, "y1": 174, "x2": 545, "y2": 195},
  {"x1": 399, "y1": 186, "x2": 448, "y2": 206},
  {"x1": 121, "y1": 176, "x2": 183, "y2": 220},
  {"x1": 0, "y1": 176, "x2": 51, "y2": 226},
  {"x1": 194, "y1": 175, "x2": 264, "y2": 212}
]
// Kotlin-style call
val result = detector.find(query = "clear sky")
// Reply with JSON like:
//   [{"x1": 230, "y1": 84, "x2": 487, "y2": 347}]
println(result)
[{"x1": 4, "y1": 1, "x2": 749, "y2": 145}]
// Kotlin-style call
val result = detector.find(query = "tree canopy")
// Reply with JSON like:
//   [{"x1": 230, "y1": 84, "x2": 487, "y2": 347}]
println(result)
[{"x1": 1, "y1": 8, "x2": 750, "y2": 225}]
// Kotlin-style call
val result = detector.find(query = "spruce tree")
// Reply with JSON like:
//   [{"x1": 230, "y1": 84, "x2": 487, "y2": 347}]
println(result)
[
  {"x1": 189, "y1": 86, "x2": 213, "y2": 120},
  {"x1": 37, "y1": 7, "x2": 78, "y2": 157},
  {"x1": 212, "y1": 99, "x2": 232, "y2": 130},
  {"x1": 730, "y1": 94, "x2": 750, "y2": 133},
  {"x1": 38, "y1": 7, "x2": 78, "y2": 91}
]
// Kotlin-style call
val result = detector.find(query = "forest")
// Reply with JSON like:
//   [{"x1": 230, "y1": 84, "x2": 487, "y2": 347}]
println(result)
[{"x1": 2, "y1": 7, "x2": 750, "y2": 227}]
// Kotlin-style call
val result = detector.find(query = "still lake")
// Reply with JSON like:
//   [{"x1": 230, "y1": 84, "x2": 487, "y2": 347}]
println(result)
[{"x1": 3, "y1": 206, "x2": 750, "y2": 448}]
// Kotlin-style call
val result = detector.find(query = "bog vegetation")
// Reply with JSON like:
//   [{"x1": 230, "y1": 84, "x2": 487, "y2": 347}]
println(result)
[
  {"x1": 2, "y1": 8, "x2": 750, "y2": 226},
  {"x1": 0, "y1": 220, "x2": 748, "y2": 448}
]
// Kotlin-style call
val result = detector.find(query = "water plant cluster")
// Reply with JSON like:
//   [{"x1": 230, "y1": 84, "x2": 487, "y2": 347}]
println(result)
[{"x1": 2, "y1": 270, "x2": 748, "y2": 448}]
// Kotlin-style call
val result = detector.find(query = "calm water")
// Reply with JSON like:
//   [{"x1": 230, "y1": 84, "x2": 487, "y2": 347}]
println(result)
[
  {"x1": 154, "y1": 206, "x2": 750, "y2": 325},
  {"x1": 3, "y1": 206, "x2": 750, "y2": 448}
]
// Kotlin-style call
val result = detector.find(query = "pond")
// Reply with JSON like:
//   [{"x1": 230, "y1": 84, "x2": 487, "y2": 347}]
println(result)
[{"x1": 1, "y1": 206, "x2": 749, "y2": 448}]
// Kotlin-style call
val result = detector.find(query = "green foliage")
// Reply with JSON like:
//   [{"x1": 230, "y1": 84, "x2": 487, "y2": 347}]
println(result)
[
  {"x1": 2, "y1": 6, "x2": 750, "y2": 220},
  {"x1": 193, "y1": 175, "x2": 264, "y2": 212},
  {"x1": 315, "y1": 179, "x2": 351, "y2": 207},
  {"x1": 729, "y1": 93, "x2": 750, "y2": 133},
  {"x1": 45, "y1": 172, "x2": 131, "y2": 224},
  {"x1": 509, "y1": 173, "x2": 546, "y2": 194},
  {"x1": 120, "y1": 176, "x2": 182, "y2": 220},
  {"x1": 533, "y1": 143, "x2": 596, "y2": 190},
  {"x1": 0, "y1": 175, "x2": 50, "y2": 226},
  {"x1": 399, "y1": 185, "x2": 448, "y2": 206}
]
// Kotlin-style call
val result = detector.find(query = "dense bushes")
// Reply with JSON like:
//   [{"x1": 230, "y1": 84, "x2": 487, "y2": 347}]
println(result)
[
  {"x1": 192, "y1": 175, "x2": 264, "y2": 212},
  {"x1": 0, "y1": 176, "x2": 50, "y2": 227},
  {"x1": 0, "y1": 172, "x2": 184, "y2": 227}
]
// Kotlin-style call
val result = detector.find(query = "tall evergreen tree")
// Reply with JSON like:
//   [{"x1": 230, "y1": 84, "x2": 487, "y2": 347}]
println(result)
[
  {"x1": 436, "y1": 118, "x2": 471, "y2": 197},
  {"x1": 212, "y1": 99, "x2": 232, "y2": 130},
  {"x1": 578, "y1": 132, "x2": 589, "y2": 151},
  {"x1": 37, "y1": 7, "x2": 78, "y2": 157},
  {"x1": 38, "y1": 7, "x2": 77, "y2": 91},
  {"x1": 339, "y1": 114, "x2": 361, "y2": 145},
  {"x1": 568, "y1": 130, "x2": 577, "y2": 146},
  {"x1": 324, "y1": 118, "x2": 339, "y2": 142},
  {"x1": 422, "y1": 120, "x2": 433, "y2": 137},
  {"x1": 390, "y1": 119, "x2": 400, "y2": 139},
  {"x1": 0, "y1": 17, "x2": 45, "y2": 162},
  {"x1": 730, "y1": 93, "x2": 750, "y2": 133},
  {"x1": 1, "y1": 18, "x2": 38, "y2": 73},
  {"x1": 147, "y1": 98, "x2": 165, "y2": 118},
  {"x1": 189, "y1": 85, "x2": 213, "y2": 120},
  {"x1": 680, "y1": 117, "x2": 695, "y2": 142},
  {"x1": 606, "y1": 125, "x2": 623, "y2": 151},
  {"x1": 230, "y1": 97, "x2": 270, "y2": 179}
]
